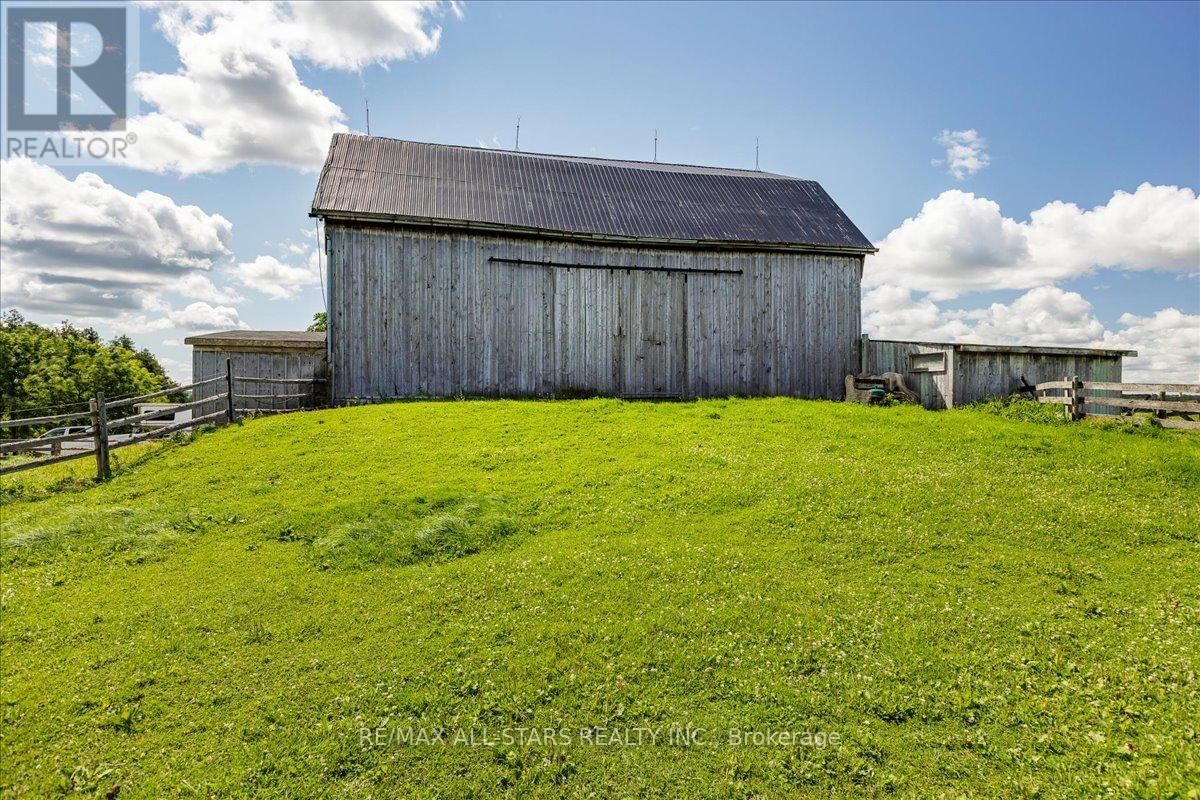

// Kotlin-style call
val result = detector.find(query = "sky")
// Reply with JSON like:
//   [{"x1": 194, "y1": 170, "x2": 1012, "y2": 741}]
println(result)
[{"x1": 2, "y1": 0, "x2": 1198, "y2": 382}]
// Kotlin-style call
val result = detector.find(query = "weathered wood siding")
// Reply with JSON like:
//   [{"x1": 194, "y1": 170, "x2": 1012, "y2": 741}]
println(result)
[
  {"x1": 192, "y1": 347, "x2": 328, "y2": 410},
  {"x1": 864, "y1": 338, "x2": 1124, "y2": 410},
  {"x1": 862, "y1": 340, "x2": 956, "y2": 409},
  {"x1": 952, "y1": 350, "x2": 1122, "y2": 411},
  {"x1": 327, "y1": 224, "x2": 863, "y2": 401}
]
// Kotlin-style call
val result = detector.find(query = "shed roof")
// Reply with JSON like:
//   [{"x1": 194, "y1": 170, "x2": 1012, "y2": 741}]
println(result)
[
  {"x1": 870, "y1": 338, "x2": 1137, "y2": 358},
  {"x1": 184, "y1": 330, "x2": 326, "y2": 350},
  {"x1": 310, "y1": 134, "x2": 875, "y2": 253}
]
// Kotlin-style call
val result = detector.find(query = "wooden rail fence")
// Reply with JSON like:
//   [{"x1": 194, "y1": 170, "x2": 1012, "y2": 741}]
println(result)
[
  {"x1": 0, "y1": 359, "x2": 327, "y2": 479},
  {"x1": 1034, "y1": 376, "x2": 1200, "y2": 430}
]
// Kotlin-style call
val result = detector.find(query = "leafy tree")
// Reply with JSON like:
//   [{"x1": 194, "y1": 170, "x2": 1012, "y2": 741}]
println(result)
[
  {"x1": 112, "y1": 334, "x2": 171, "y2": 378},
  {"x1": 307, "y1": 312, "x2": 327, "y2": 332},
  {"x1": 0, "y1": 311, "x2": 178, "y2": 421}
]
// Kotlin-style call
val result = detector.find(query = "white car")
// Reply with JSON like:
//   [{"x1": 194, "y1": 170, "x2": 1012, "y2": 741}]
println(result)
[
  {"x1": 38, "y1": 426, "x2": 94, "y2": 452},
  {"x1": 32, "y1": 424, "x2": 139, "y2": 455}
]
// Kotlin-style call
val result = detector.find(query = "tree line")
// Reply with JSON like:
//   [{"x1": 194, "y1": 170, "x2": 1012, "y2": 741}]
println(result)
[{"x1": 0, "y1": 310, "x2": 179, "y2": 420}]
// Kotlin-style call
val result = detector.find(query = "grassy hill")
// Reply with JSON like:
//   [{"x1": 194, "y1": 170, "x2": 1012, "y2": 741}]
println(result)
[{"x1": 1, "y1": 399, "x2": 1197, "y2": 798}]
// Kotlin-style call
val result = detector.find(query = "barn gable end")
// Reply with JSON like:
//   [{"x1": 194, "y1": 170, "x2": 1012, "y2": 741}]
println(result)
[{"x1": 310, "y1": 135, "x2": 874, "y2": 402}]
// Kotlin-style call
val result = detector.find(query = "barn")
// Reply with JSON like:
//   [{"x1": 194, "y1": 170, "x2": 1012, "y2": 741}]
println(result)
[
  {"x1": 185, "y1": 134, "x2": 1139, "y2": 410},
  {"x1": 308, "y1": 134, "x2": 876, "y2": 402}
]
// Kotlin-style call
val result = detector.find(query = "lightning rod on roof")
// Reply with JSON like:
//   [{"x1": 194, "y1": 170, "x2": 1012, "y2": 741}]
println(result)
[
  {"x1": 515, "y1": 116, "x2": 521, "y2": 151},
  {"x1": 365, "y1": 98, "x2": 370, "y2": 136},
  {"x1": 654, "y1": 129, "x2": 658, "y2": 162},
  {"x1": 755, "y1": 137, "x2": 759, "y2": 171}
]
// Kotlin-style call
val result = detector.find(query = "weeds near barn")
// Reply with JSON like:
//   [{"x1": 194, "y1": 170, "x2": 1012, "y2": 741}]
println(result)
[
  {"x1": 972, "y1": 395, "x2": 1190, "y2": 437},
  {"x1": 970, "y1": 395, "x2": 1072, "y2": 425},
  {"x1": 1, "y1": 399, "x2": 1197, "y2": 797}
]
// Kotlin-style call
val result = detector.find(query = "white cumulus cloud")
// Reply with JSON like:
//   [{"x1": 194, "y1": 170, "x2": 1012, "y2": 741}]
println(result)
[
  {"x1": 934, "y1": 129, "x2": 990, "y2": 180},
  {"x1": 0, "y1": 157, "x2": 237, "y2": 318},
  {"x1": 963, "y1": 286, "x2": 1108, "y2": 346},
  {"x1": 284, "y1": 0, "x2": 457, "y2": 70},
  {"x1": 867, "y1": 184, "x2": 1200, "y2": 297},
  {"x1": 0, "y1": 158, "x2": 316, "y2": 336},
  {"x1": 162, "y1": 301, "x2": 245, "y2": 331},
  {"x1": 861, "y1": 284, "x2": 972, "y2": 342},
  {"x1": 123, "y1": 1, "x2": 459, "y2": 174},
  {"x1": 1093, "y1": 308, "x2": 1200, "y2": 383},
  {"x1": 115, "y1": 301, "x2": 247, "y2": 334},
  {"x1": 229, "y1": 254, "x2": 319, "y2": 299}
]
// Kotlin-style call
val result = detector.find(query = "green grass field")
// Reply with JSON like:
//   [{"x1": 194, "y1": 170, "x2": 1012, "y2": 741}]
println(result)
[{"x1": 1, "y1": 399, "x2": 1197, "y2": 798}]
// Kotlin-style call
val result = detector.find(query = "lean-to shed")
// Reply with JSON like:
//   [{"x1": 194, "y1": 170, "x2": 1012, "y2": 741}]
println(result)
[
  {"x1": 309, "y1": 134, "x2": 876, "y2": 402},
  {"x1": 184, "y1": 330, "x2": 328, "y2": 411},
  {"x1": 861, "y1": 336, "x2": 1137, "y2": 409}
]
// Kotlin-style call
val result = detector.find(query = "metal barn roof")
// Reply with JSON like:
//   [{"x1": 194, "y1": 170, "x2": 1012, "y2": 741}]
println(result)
[{"x1": 310, "y1": 134, "x2": 875, "y2": 252}]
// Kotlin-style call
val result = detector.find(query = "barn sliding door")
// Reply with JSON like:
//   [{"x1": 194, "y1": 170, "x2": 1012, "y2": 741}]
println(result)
[
  {"x1": 617, "y1": 271, "x2": 686, "y2": 398},
  {"x1": 486, "y1": 259, "x2": 555, "y2": 396}
]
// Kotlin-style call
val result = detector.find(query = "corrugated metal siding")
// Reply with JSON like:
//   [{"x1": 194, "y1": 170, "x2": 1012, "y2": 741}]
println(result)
[
  {"x1": 312, "y1": 135, "x2": 875, "y2": 251},
  {"x1": 328, "y1": 224, "x2": 862, "y2": 401}
]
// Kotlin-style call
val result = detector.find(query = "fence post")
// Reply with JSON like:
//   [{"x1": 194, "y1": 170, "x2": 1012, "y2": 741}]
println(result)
[
  {"x1": 1070, "y1": 375, "x2": 1083, "y2": 421},
  {"x1": 91, "y1": 391, "x2": 111, "y2": 480},
  {"x1": 225, "y1": 357, "x2": 237, "y2": 424}
]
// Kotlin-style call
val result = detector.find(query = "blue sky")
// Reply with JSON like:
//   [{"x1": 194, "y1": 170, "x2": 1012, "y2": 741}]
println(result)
[{"x1": 2, "y1": 1, "x2": 1198, "y2": 380}]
